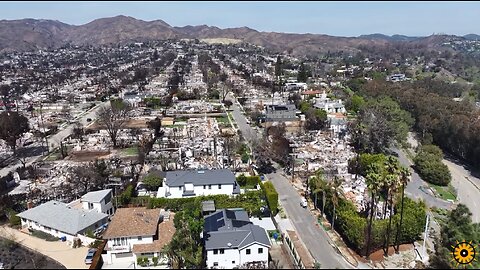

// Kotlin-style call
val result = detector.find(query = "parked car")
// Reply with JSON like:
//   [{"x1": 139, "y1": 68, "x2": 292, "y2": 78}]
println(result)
[
  {"x1": 300, "y1": 198, "x2": 308, "y2": 208},
  {"x1": 84, "y1": 248, "x2": 97, "y2": 264}
]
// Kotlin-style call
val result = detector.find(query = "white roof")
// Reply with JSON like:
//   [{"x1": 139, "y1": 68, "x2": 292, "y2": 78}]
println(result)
[{"x1": 81, "y1": 189, "x2": 112, "y2": 203}]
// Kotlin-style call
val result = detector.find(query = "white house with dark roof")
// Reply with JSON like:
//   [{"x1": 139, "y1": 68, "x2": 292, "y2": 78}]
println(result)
[
  {"x1": 203, "y1": 209, "x2": 271, "y2": 269},
  {"x1": 156, "y1": 169, "x2": 240, "y2": 199},
  {"x1": 17, "y1": 200, "x2": 108, "y2": 244}
]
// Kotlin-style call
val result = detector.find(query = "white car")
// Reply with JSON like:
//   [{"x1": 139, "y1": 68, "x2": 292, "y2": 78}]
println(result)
[{"x1": 300, "y1": 198, "x2": 308, "y2": 208}]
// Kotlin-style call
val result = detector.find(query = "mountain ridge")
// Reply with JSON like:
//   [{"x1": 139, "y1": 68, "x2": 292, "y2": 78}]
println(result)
[{"x1": 0, "y1": 16, "x2": 474, "y2": 55}]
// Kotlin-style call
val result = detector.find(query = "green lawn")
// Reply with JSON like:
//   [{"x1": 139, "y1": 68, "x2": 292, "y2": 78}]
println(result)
[
  {"x1": 215, "y1": 116, "x2": 230, "y2": 124},
  {"x1": 121, "y1": 147, "x2": 138, "y2": 156},
  {"x1": 429, "y1": 183, "x2": 457, "y2": 201}
]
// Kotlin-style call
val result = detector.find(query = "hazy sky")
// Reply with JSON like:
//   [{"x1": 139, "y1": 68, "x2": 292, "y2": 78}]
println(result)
[{"x1": 0, "y1": 1, "x2": 478, "y2": 37}]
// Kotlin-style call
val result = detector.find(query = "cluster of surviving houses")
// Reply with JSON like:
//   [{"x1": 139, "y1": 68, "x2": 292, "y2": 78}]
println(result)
[{"x1": 16, "y1": 168, "x2": 271, "y2": 269}]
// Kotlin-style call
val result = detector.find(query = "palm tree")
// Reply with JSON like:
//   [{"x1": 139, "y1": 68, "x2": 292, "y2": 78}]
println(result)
[
  {"x1": 309, "y1": 169, "x2": 328, "y2": 216},
  {"x1": 365, "y1": 163, "x2": 383, "y2": 260},
  {"x1": 394, "y1": 166, "x2": 411, "y2": 253},
  {"x1": 330, "y1": 176, "x2": 343, "y2": 230},
  {"x1": 383, "y1": 173, "x2": 401, "y2": 257},
  {"x1": 382, "y1": 156, "x2": 401, "y2": 256}
]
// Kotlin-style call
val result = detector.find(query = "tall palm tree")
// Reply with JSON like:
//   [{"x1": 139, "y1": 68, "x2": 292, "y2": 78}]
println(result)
[
  {"x1": 330, "y1": 176, "x2": 343, "y2": 230},
  {"x1": 382, "y1": 156, "x2": 401, "y2": 256},
  {"x1": 365, "y1": 163, "x2": 383, "y2": 260},
  {"x1": 310, "y1": 169, "x2": 328, "y2": 216},
  {"x1": 394, "y1": 166, "x2": 411, "y2": 253},
  {"x1": 383, "y1": 173, "x2": 401, "y2": 256}
]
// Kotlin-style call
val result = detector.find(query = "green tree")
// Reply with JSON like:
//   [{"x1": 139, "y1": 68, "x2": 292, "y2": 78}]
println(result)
[
  {"x1": 346, "y1": 94, "x2": 365, "y2": 114},
  {"x1": 309, "y1": 169, "x2": 328, "y2": 216},
  {"x1": 394, "y1": 166, "x2": 411, "y2": 253},
  {"x1": 365, "y1": 163, "x2": 383, "y2": 259},
  {"x1": 0, "y1": 111, "x2": 30, "y2": 154},
  {"x1": 297, "y1": 62, "x2": 309, "y2": 82},
  {"x1": 330, "y1": 176, "x2": 343, "y2": 230},
  {"x1": 142, "y1": 174, "x2": 163, "y2": 191}
]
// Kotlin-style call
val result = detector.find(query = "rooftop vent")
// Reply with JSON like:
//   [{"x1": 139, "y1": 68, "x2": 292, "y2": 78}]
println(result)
[
  {"x1": 227, "y1": 243, "x2": 232, "y2": 247},
  {"x1": 198, "y1": 170, "x2": 205, "y2": 174}
]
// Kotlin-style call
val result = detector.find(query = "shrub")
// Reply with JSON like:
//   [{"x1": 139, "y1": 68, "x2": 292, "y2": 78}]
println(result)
[
  {"x1": 236, "y1": 174, "x2": 247, "y2": 186},
  {"x1": 7, "y1": 209, "x2": 21, "y2": 227},
  {"x1": 119, "y1": 185, "x2": 134, "y2": 205},
  {"x1": 152, "y1": 256, "x2": 159, "y2": 266},
  {"x1": 31, "y1": 229, "x2": 59, "y2": 242},
  {"x1": 85, "y1": 229, "x2": 95, "y2": 238},
  {"x1": 89, "y1": 240, "x2": 103, "y2": 249},
  {"x1": 261, "y1": 181, "x2": 278, "y2": 215},
  {"x1": 414, "y1": 151, "x2": 451, "y2": 186},
  {"x1": 142, "y1": 174, "x2": 163, "y2": 191}
]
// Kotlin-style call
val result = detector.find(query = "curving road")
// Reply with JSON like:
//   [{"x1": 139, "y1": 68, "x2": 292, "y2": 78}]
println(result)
[{"x1": 392, "y1": 147, "x2": 454, "y2": 210}]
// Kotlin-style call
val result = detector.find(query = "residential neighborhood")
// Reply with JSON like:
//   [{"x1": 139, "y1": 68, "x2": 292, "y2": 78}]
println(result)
[{"x1": 1, "y1": 3, "x2": 480, "y2": 270}]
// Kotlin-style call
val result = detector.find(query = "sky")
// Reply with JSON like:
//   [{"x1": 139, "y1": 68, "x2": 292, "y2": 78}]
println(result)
[{"x1": 0, "y1": 1, "x2": 478, "y2": 37}]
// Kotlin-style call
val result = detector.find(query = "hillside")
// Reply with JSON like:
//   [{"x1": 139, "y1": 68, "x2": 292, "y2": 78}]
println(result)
[{"x1": 0, "y1": 16, "x2": 472, "y2": 56}]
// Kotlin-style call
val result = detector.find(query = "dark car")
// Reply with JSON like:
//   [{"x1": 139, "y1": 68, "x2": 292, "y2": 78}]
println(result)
[{"x1": 85, "y1": 248, "x2": 97, "y2": 264}]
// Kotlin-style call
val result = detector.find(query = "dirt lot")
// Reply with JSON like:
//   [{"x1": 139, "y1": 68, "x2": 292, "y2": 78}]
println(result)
[
  {"x1": 68, "y1": 150, "x2": 111, "y2": 162},
  {"x1": 87, "y1": 118, "x2": 148, "y2": 130},
  {"x1": 0, "y1": 237, "x2": 65, "y2": 269}
]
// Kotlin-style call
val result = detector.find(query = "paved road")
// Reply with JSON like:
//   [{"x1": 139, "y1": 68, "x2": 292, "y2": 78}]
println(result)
[
  {"x1": 392, "y1": 147, "x2": 454, "y2": 210},
  {"x1": 228, "y1": 92, "x2": 354, "y2": 268},
  {"x1": 0, "y1": 101, "x2": 108, "y2": 178},
  {"x1": 443, "y1": 158, "x2": 480, "y2": 223},
  {"x1": 266, "y1": 169, "x2": 353, "y2": 269}
]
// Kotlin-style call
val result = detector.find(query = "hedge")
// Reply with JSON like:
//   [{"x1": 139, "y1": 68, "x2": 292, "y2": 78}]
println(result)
[
  {"x1": 261, "y1": 181, "x2": 278, "y2": 215},
  {"x1": 236, "y1": 174, "x2": 261, "y2": 187},
  {"x1": 414, "y1": 151, "x2": 451, "y2": 186},
  {"x1": 318, "y1": 188, "x2": 425, "y2": 255},
  {"x1": 146, "y1": 191, "x2": 266, "y2": 217}
]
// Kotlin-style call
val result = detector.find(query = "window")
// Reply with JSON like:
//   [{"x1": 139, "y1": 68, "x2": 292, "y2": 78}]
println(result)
[
  {"x1": 88, "y1": 203, "x2": 94, "y2": 209},
  {"x1": 232, "y1": 261, "x2": 235, "y2": 264},
  {"x1": 246, "y1": 248, "x2": 251, "y2": 255},
  {"x1": 208, "y1": 185, "x2": 212, "y2": 189},
  {"x1": 258, "y1": 248, "x2": 263, "y2": 254},
  {"x1": 138, "y1": 236, "x2": 142, "y2": 241},
  {"x1": 179, "y1": 187, "x2": 182, "y2": 191},
  {"x1": 218, "y1": 184, "x2": 221, "y2": 189},
  {"x1": 219, "y1": 249, "x2": 224, "y2": 254},
  {"x1": 203, "y1": 185, "x2": 206, "y2": 189},
  {"x1": 213, "y1": 262, "x2": 218, "y2": 267},
  {"x1": 213, "y1": 249, "x2": 218, "y2": 255}
]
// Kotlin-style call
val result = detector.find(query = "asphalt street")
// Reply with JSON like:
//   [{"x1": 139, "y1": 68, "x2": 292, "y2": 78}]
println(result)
[
  {"x1": 0, "y1": 101, "x2": 108, "y2": 178},
  {"x1": 392, "y1": 147, "x2": 454, "y2": 210},
  {"x1": 228, "y1": 93, "x2": 355, "y2": 268}
]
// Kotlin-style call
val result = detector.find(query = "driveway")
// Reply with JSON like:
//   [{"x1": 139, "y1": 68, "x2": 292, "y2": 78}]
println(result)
[{"x1": 1, "y1": 226, "x2": 89, "y2": 269}]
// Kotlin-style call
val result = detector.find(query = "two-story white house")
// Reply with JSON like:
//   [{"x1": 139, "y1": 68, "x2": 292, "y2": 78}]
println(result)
[
  {"x1": 203, "y1": 209, "x2": 271, "y2": 269},
  {"x1": 102, "y1": 207, "x2": 174, "y2": 266},
  {"x1": 79, "y1": 189, "x2": 114, "y2": 216},
  {"x1": 156, "y1": 169, "x2": 240, "y2": 198},
  {"x1": 17, "y1": 200, "x2": 108, "y2": 245}
]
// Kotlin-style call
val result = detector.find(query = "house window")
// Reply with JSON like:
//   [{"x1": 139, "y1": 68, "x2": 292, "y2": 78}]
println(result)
[
  {"x1": 179, "y1": 187, "x2": 182, "y2": 191},
  {"x1": 213, "y1": 262, "x2": 218, "y2": 267},
  {"x1": 218, "y1": 184, "x2": 221, "y2": 189},
  {"x1": 258, "y1": 248, "x2": 263, "y2": 254},
  {"x1": 208, "y1": 185, "x2": 212, "y2": 189},
  {"x1": 203, "y1": 185, "x2": 206, "y2": 189},
  {"x1": 138, "y1": 236, "x2": 142, "y2": 241},
  {"x1": 232, "y1": 261, "x2": 235, "y2": 264},
  {"x1": 219, "y1": 249, "x2": 224, "y2": 254},
  {"x1": 213, "y1": 249, "x2": 218, "y2": 255},
  {"x1": 246, "y1": 248, "x2": 251, "y2": 255},
  {"x1": 88, "y1": 203, "x2": 94, "y2": 209}
]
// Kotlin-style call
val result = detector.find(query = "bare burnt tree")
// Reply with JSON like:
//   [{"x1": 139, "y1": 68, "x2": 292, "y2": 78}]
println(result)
[{"x1": 96, "y1": 99, "x2": 132, "y2": 148}]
